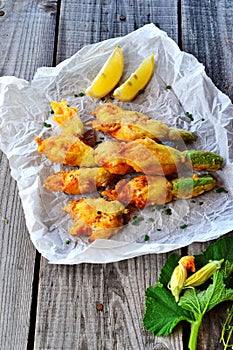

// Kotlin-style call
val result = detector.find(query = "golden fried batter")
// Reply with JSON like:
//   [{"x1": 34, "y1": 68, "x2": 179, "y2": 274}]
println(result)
[
  {"x1": 90, "y1": 103, "x2": 196, "y2": 142},
  {"x1": 63, "y1": 198, "x2": 127, "y2": 242},
  {"x1": 102, "y1": 175, "x2": 173, "y2": 208},
  {"x1": 93, "y1": 140, "x2": 134, "y2": 175},
  {"x1": 51, "y1": 99, "x2": 84, "y2": 135},
  {"x1": 43, "y1": 167, "x2": 113, "y2": 195},
  {"x1": 35, "y1": 133, "x2": 96, "y2": 167},
  {"x1": 94, "y1": 138, "x2": 187, "y2": 176},
  {"x1": 124, "y1": 138, "x2": 186, "y2": 175}
]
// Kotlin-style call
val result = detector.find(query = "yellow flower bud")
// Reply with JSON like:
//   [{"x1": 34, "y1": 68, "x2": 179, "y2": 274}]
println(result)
[
  {"x1": 168, "y1": 256, "x2": 196, "y2": 302},
  {"x1": 184, "y1": 259, "x2": 224, "y2": 288}
]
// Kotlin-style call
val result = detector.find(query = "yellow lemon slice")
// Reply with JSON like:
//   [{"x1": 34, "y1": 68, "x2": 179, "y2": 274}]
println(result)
[
  {"x1": 85, "y1": 46, "x2": 124, "y2": 98},
  {"x1": 113, "y1": 54, "x2": 155, "y2": 101}
]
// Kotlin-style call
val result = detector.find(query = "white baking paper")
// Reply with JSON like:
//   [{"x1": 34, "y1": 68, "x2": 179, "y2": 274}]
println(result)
[{"x1": 0, "y1": 24, "x2": 233, "y2": 264}]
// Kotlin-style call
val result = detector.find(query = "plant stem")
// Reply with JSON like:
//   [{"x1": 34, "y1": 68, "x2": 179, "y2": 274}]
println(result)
[{"x1": 188, "y1": 315, "x2": 203, "y2": 350}]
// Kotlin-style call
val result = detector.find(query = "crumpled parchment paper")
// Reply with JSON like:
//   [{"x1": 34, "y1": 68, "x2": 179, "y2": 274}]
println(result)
[{"x1": 0, "y1": 24, "x2": 233, "y2": 264}]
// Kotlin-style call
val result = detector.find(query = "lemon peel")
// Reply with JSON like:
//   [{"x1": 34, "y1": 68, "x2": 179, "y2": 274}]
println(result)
[
  {"x1": 113, "y1": 54, "x2": 155, "y2": 101},
  {"x1": 85, "y1": 46, "x2": 124, "y2": 98}
]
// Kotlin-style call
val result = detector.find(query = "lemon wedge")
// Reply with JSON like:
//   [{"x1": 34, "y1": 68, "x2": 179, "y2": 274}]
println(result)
[
  {"x1": 113, "y1": 54, "x2": 155, "y2": 101},
  {"x1": 85, "y1": 46, "x2": 124, "y2": 98}
]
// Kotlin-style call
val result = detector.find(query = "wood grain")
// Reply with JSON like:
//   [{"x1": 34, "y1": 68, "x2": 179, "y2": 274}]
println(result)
[
  {"x1": 35, "y1": 254, "x2": 184, "y2": 350},
  {"x1": 181, "y1": 0, "x2": 233, "y2": 101},
  {"x1": 182, "y1": 1, "x2": 233, "y2": 348},
  {"x1": 56, "y1": 0, "x2": 178, "y2": 63},
  {"x1": 0, "y1": 0, "x2": 232, "y2": 349},
  {"x1": 0, "y1": 0, "x2": 56, "y2": 349}
]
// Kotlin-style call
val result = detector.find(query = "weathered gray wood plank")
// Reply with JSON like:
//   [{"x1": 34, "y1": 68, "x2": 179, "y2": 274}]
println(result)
[
  {"x1": 182, "y1": 2, "x2": 233, "y2": 348},
  {"x1": 35, "y1": 254, "x2": 183, "y2": 350},
  {"x1": 35, "y1": 1, "x2": 184, "y2": 349},
  {"x1": 56, "y1": 0, "x2": 179, "y2": 63},
  {"x1": 0, "y1": 1, "x2": 57, "y2": 349},
  {"x1": 181, "y1": 0, "x2": 233, "y2": 101}
]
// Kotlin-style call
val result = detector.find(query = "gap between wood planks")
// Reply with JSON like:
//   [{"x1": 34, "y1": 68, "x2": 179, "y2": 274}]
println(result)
[
  {"x1": 26, "y1": 1, "x2": 190, "y2": 347},
  {"x1": 26, "y1": 1, "x2": 62, "y2": 349}
]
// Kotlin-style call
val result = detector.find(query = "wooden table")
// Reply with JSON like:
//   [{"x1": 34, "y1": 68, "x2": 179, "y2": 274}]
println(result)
[{"x1": 0, "y1": 1, "x2": 232, "y2": 349}]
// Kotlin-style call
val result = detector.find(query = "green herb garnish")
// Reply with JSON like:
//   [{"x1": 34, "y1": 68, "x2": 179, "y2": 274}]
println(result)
[
  {"x1": 138, "y1": 89, "x2": 144, "y2": 95},
  {"x1": 185, "y1": 112, "x2": 194, "y2": 121},
  {"x1": 166, "y1": 85, "x2": 172, "y2": 90},
  {"x1": 216, "y1": 187, "x2": 228, "y2": 193},
  {"x1": 220, "y1": 304, "x2": 233, "y2": 349},
  {"x1": 65, "y1": 239, "x2": 70, "y2": 245},
  {"x1": 148, "y1": 218, "x2": 155, "y2": 222},
  {"x1": 132, "y1": 216, "x2": 144, "y2": 226},
  {"x1": 162, "y1": 208, "x2": 172, "y2": 215},
  {"x1": 43, "y1": 122, "x2": 52, "y2": 128},
  {"x1": 2, "y1": 217, "x2": 8, "y2": 224},
  {"x1": 144, "y1": 234, "x2": 150, "y2": 241},
  {"x1": 180, "y1": 224, "x2": 188, "y2": 229}
]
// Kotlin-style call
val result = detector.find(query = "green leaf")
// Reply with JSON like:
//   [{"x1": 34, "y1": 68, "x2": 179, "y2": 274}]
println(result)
[
  {"x1": 194, "y1": 235, "x2": 233, "y2": 269},
  {"x1": 179, "y1": 269, "x2": 233, "y2": 318},
  {"x1": 143, "y1": 236, "x2": 233, "y2": 342},
  {"x1": 143, "y1": 285, "x2": 194, "y2": 335}
]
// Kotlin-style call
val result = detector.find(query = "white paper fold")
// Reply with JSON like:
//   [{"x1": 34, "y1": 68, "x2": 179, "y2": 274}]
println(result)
[{"x1": 0, "y1": 24, "x2": 233, "y2": 264}]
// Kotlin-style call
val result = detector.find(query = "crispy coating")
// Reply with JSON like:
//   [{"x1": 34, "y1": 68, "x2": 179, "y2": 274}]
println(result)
[
  {"x1": 102, "y1": 175, "x2": 173, "y2": 208},
  {"x1": 90, "y1": 103, "x2": 196, "y2": 143},
  {"x1": 94, "y1": 137, "x2": 186, "y2": 176},
  {"x1": 102, "y1": 174, "x2": 216, "y2": 208},
  {"x1": 35, "y1": 133, "x2": 96, "y2": 167},
  {"x1": 63, "y1": 198, "x2": 127, "y2": 242},
  {"x1": 51, "y1": 99, "x2": 84, "y2": 135},
  {"x1": 43, "y1": 167, "x2": 113, "y2": 195},
  {"x1": 93, "y1": 140, "x2": 134, "y2": 175}
]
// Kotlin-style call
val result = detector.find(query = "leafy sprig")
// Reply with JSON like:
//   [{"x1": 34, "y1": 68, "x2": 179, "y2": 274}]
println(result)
[{"x1": 143, "y1": 235, "x2": 233, "y2": 350}]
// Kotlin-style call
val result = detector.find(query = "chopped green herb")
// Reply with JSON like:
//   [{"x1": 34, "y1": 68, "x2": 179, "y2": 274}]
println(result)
[
  {"x1": 185, "y1": 112, "x2": 194, "y2": 121},
  {"x1": 190, "y1": 200, "x2": 196, "y2": 203},
  {"x1": 50, "y1": 110, "x2": 54, "y2": 114},
  {"x1": 43, "y1": 122, "x2": 52, "y2": 128},
  {"x1": 65, "y1": 239, "x2": 70, "y2": 245},
  {"x1": 132, "y1": 216, "x2": 144, "y2": 226},
  {"x1": 157, "y1": 228, "x2": 161, "y2": 231},
  {"x1": 199, "y1": 201, "x2": 204, "y2": 206},
  {"x1": 201, "y1": 118, "x2": 205, "y2": 121},
  {"x1": 2, "y1": 217, "x2": 8, "y2": 224},
  {"x1": 138, "y1": 89, "x2": 144, "y2": 95},
  {"x1": 166, "y1": 85, "x2": 172, "y2": 90},
  {"x1": 78, "y1": 92, "x2": 85, "y2": 97},
  {"x1": 148, "y1": 218, "x2": 155, "y2": 222},
  {"x1": 100, "y1": 97, "x2": 105, "y2": 101},
  {"x1": 144, "y1": 234, "x2": 150, "y2": 241},
  {"x1": 162, "y1": 208, "x2": 172, "y2": 215},
  {"x1": 180, "y1": 224, "x2": 188, "y2": 229},
  {"x1": 216, "y1": 187, "x2": 228, "y2": 193},
  {"x1": 155, "y1": 204, "x2": 164, "y2": 210},
  {"x1": 110, "y1": 96, "x2": 115, "y2": 100}
]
